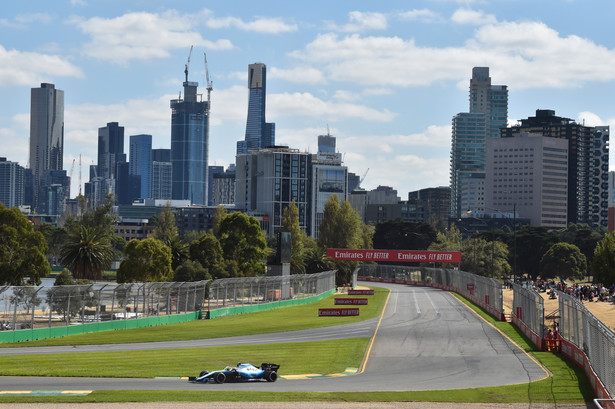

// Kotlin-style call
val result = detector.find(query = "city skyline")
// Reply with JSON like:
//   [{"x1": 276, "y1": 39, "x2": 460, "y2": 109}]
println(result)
[{"x1": 1, "y1": 1, "x2": 615, "y2": 199}]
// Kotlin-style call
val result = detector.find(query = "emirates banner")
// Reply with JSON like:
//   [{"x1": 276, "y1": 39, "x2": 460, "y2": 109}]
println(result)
[{"x1": 326, "y1": 248, "x2": 461, "y2": 263}]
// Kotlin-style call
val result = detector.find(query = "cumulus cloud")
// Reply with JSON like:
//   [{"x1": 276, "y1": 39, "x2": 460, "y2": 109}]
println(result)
[
  {"x1": 398, "y1": 9, "x2": 443, "y2": 23},
  {"x1": 268, "y1": 66, "x2": 325, "y2": 84},
  {"x1": 205, "y1": 16, "x2": 297, "y2": 33},
  {"x1": 268, "y1": 91, "x2": 396, "y2": 122},
  {"x1": 326, "y1": 11, "x2": 388, "y2": 32},
  {"x1": 451, "y1": 8, "x2": 497, "y2": 25},
  {"x1": 0, "y1": 46, "x2": 84, "y2": 86},
  {"x1": 290, "y1": 20, "x2": 615, "y2": 89},
  {"x1": 67, "y1": 11, "x2": 233, "y2": 62}
]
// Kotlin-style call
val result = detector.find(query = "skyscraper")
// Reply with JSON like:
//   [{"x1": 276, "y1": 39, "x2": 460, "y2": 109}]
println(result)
[
  {"x1": 501, "y1": 110, "x2": 610, "y2": 228},
  {"x1": 450, "y1": 67, "x2": 508, "y2": 217},
  {"x1": 0, "y1": 157, "x2": 25, "y2": 208},
  {"x1": 152, "y1": 148, "x2": 172, "y2": 200},
  {"x1": 129, "y1": 134, "x2": 152, "y2": 200},
  {"x1": 170, "y1": 61, "x2": 210, "y2": 205},
  {"x1": 236, "y1": 63, "x2": 275, "y2": 154},
  {"x1": 29, "y1": 83, "x2": 64, "y2": 210},
  {"x1": 96, "y1": 122, "x2": 125, "y2": 206}
]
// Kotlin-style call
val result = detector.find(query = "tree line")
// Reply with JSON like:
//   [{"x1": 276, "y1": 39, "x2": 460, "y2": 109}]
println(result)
[{"x1": 0, "y1": 194, "x2": 372, "y2": 287}]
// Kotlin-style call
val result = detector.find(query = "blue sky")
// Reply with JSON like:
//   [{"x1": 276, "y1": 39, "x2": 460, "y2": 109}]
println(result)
[{"x1": 2, "y1": 0, "x2": 615, "y2": 199}]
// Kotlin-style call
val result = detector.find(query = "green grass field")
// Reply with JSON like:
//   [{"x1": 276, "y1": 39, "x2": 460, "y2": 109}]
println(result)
[{"x1": 0, "y1": 286, "x2": 594, "y2": 405}]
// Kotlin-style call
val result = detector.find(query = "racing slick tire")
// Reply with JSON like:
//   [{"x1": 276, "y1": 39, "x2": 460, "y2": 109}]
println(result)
[
  {"x1": 199, "y1": 370, "x2": 209, "y2": 377},
  {"x1": 214, "y1": 372, "x2": 226, "y2": 384},
  {"x1": 265, "y1": 371, "x2": 278, "y2": 382}
]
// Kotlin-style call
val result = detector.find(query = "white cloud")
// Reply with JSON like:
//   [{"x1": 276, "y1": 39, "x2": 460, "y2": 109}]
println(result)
[
  {"x1": 70, "y1": 0, "x2": 87, "y2": 5},
  {"x1": 0, "y1": 46, "x2": 84, "y2": 86},
  {"x1": 451, "y1": 8, "x2": 497, "y2": 25},
  {"x1": 268, "y1": 91, "x2": 397, "y2": 122},
  {"x1": 326, "y1": 11, "x2": 388, "y2": 32},
  {"x1": 290, "y1": 20, "x2": 615, "y2": 89},
  {"x1": 205, "y1": 16, "x2": 297, "y2": 33},
  {"x1": 15, "y1": 13, "x2": 53, "y2": 24},
  {"x1": 398, "y1": 9, "x2": 443, "y2": 23},
  {"x1": 268, "y1": 66, "x2": 325, "y2": 84},
  {"x1": 67, "y1": 11, "x2": 234, "y2": 63}
]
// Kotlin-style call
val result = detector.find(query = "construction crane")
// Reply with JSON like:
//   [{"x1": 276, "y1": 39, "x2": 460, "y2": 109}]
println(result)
[
  {"x1": 204, "y1": 52, "x2": 213, "y2": 102},
  {"x1": 360, "y1": 168, "x2": 370, "y2": 185},
  {"x1": 184, "y1": 45, "x2": 193, "y2": 82}
]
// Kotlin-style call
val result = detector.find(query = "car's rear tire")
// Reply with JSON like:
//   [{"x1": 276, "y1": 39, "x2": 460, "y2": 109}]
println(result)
[
  {"x1": 265, "y1": 371, "x2": 278, "y2": 382},
  {"x1": 199, "y1": 370, "x2": 209, "y2": 377},
  {"x1": 214, "y1": 372, "x2": 226, "y2": 384}
]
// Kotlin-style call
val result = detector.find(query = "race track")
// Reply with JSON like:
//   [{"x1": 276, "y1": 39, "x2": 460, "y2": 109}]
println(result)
[{"x1": 0, "y1": 282, "x2": 548, "y2": 392}]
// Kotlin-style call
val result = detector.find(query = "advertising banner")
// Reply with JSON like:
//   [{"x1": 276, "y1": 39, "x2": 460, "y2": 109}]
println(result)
[
  {"x1": 335, "y1": 298, "x2": 368, "y2": 305},
  {"x1": 326, "y1": 249, "x2": 461, "y2": 263},
  {"x1": 318, "y1": 308, "x2": 360, "y2": 316}
]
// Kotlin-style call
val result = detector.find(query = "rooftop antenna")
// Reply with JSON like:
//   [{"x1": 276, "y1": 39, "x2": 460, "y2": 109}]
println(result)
[
  {"x1": 204, "y1": 52, "x2": 213, "y2": 102},
  {"x1": 184, "y1": 45, "x2": 193, "y2": 82}
]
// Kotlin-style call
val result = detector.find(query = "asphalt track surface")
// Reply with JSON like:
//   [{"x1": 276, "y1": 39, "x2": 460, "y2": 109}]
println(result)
[{"x1": 0, "y1": 283, "x2": 548, "y2": 393}]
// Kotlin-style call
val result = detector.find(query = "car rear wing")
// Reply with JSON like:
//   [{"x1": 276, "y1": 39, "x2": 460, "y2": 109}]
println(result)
[{"x1": 260, "y1": 363, "x2": 280, "y2": 372}]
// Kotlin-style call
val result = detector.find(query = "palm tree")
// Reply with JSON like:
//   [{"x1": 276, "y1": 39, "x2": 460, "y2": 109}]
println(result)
[{"x1": 60, "y1": 226, "x2": 115, "y2": 280}]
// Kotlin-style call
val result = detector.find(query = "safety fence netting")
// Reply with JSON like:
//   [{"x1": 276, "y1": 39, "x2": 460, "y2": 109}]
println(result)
[
  {"x1": 0, "y1": 270, "x2": 336, "y2": 332},
  {"x1": 559, "y1": 290, "x2": 615, "y2": 399}
]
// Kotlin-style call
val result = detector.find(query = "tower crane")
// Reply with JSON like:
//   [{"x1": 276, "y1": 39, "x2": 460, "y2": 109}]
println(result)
[
  {"x1": 184, "y1": 45, "x2": 193, "y2": 82},
  {"x1": 204, "y1": 52, "x2": 213, "y2": 102}
]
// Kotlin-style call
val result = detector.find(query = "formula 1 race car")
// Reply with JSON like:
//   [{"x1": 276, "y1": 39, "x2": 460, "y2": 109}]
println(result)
[{"x1": 188, "y1": 363, "x2": 280, "y2": 384}]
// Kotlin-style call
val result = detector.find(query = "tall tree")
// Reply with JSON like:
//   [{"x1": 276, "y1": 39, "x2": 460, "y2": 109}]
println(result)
[
  {"x1": 540, "y1": 242, "x2": 587, "y2": 281},
  {"x1": 281, "y1": 200, "x2": 310, "y2": 273},
  {"x1": 117, "y1": 238, "x2": 173, "y2": 283},
  {"x1": 317, "y1": 195, "x2": 372, "y2": 285},
  {"x1": 0, "y1": 203, "x2": 50, "y2": 285},
  {"x1": 211, "y1": 205, "x2": 228, "y2": 237},
  {"x1": 216, "y1": 212, "x2": 268, "y2": 277},
  {"x1": 591, "y1": 232, "x2": 615, "y2": 286},
  {"x1": 60, "y1": 226, "x2": 115, "y2": 280},
  {"x1": 189, "y1": 233, "x2": 226, "y2": 279},
  {"x1": 461, "y1": 237, "x2": 510, "y2": 278},
  {"x1": 513, "y1": 226, "x2": 559, "y2": 280},
  {"x1": 151, "y1": 203, "x2": 178, "y2": 243}
]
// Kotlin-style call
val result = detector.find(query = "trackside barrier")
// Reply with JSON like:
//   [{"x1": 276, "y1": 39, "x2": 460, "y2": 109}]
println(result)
[
  {"x1": 510, "y1": 283, "x2": 544, "y2": 349},
  {"x1": 355, "y1": 265, "x2": 504, "y2": 321},
  {"x1": 0, "y1": 271, "x2": 337, "y2": 343},
  {"x1": 558, "y1": 291, "x2": 615, "y2": 404},
  {"x1": 207, "y1": 289, "x2": 335, "y2": 319},
  {"x1": 0, "y1": 311, "x2": 200, "y2": 343}
]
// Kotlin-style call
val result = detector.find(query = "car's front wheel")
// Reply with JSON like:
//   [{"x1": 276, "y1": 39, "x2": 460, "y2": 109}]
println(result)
[
  {"x1": 265, "y1": 371, "x2": 278, "y2": 382},
  {"x1": 214, "y1": 372, "x2": 226, "y2": 384}
]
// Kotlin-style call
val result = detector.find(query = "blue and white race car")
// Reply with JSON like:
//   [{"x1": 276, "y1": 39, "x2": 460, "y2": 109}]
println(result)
[{"x1": 188, "y1": 362, "x2": 280, "y2": 383}]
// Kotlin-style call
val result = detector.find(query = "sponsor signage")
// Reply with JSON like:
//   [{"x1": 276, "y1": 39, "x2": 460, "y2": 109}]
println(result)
[
  {"x1": 318, "y1": 308, "x2": 360, "y2": 317},
  {"x1": 335, "y1": 298, "x2": 368, "y2": 305},
  {"x1": 326, "y1": 249, "x2": 461, "y2": 263},
  {"x1": 348, "y1": 289, "x2": 375, "y2": 295}
]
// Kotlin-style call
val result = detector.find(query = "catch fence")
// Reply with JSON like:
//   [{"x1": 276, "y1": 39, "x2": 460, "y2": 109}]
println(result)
[
  {"x1": 355, "y1": 265, "x2": 504, "y2": 320},
  {"x1": 0, "y1": 280, "x2": 209, "y2": 331},
  {"x1": 207, "y1": 270, "x2": 336, "y2": 311},
  {"x1": 0, "y1": 271, "x2": 337, "y2": 333},
  {"x1": 510, "y1": 283, "x2": 544, "y2": 348},
  {"x1": 558, "y1": 291, "x2": 615, "y2": 400}
]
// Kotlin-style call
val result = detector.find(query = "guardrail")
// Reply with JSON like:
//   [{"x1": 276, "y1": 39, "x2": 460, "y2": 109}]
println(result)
[{"x1": 510, "y1": 283, "x2": 544, "y2": 349}]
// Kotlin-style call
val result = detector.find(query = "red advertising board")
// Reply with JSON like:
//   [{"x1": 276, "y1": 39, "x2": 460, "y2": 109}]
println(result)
[
  {"x1": 348, "y1": 289, "x2": 375, "y2": 295},
  {"x1": 326, "y1": 248, "x2": 461, "y2": 263},
  {"x1": 318, "y1": 308, "x2": 360, "y2": 317},
  {"x1": 335, "y1": 298, "x2": 368, "y2": 305}
]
